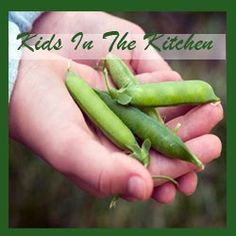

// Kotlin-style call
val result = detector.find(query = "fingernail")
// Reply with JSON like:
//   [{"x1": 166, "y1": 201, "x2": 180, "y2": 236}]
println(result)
[
  {"x1": 127, "y1": 176, "x2": 146, "y2": 200},
  {"x1": 211, "y1": 101, "x2": 221, "y2": 106}
]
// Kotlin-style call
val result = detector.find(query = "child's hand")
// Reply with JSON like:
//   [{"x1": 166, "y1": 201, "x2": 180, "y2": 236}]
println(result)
[{"x1": 9, "y1": 51, "x2": 223, "y2": 203}]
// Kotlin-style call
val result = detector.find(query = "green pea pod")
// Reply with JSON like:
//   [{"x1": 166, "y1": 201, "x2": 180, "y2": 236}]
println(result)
[
  {"x1": 104, "y1": 53, "x2": 164, "y2": 123},
  {"x1": 65, "y1": 69, "x2": 150, "y2": 166},
  {"x1": 105, "y1": 77, "x2": 219, "y2": 107},
  {"x1": 104, "y1": 53, "x2": 137, "y2": 88},
  {"x1": 96, "y1": 90, "x2": 204, "y2": 170}
]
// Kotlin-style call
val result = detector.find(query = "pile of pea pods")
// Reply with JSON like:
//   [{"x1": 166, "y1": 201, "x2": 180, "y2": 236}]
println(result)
[{"x1": 65, "y1": 53, "x2": 220, "y2": 207}]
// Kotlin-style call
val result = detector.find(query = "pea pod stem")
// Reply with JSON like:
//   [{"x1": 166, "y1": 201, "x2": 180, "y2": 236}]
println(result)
[
  {"x1": 152, "y1": 175, "x2": 178, "y2": 186},
  {"x1": 109, "y1": 195, "x2": 119, "y2": 209},
  {"x1": 173, "y1": 122, "x2": 182, "y2": 134}
]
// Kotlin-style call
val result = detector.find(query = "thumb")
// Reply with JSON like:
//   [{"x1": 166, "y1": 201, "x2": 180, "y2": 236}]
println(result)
[
  {"x1": 131, "y1": 36, "x2": 171, "y2": 74},
  {"x1": 49, "y1": 128, "x2": 153, "y2": 200}
]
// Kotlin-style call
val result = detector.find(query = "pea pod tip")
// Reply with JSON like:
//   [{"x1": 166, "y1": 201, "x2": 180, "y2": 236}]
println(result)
[
  {"x1": 152, "y1": 175, "x2": 179, "y2": 186},
  {"x1": 192, "y1": 156, "x2": 205, "y2": 170}
]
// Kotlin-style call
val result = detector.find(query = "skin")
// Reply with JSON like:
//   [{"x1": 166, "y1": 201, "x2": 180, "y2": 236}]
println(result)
[{"x1": 9, "y1": 12, "x2": 224, "y2": 204}]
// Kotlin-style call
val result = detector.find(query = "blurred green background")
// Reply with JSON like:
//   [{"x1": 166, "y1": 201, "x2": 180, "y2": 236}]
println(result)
[{"x1": 9, "y1": 12, "x2": 226, "y2": 228}]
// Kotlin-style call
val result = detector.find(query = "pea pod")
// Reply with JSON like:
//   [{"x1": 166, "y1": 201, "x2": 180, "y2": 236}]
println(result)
[
  {"x1": 96, "y1": 90, "x2": 204, "y2": 170},
  {"x1": 106, "y1": 79, "x2": 220, "y2": 107},
  {"x1": 104, "y1": 53, "x2": 137, "y2": 88},
  {"x1": 104, "y1": 53, "x2": 138, "y2": 88},
  {"x1": 65, "y1": 69, "x2": 151, "y2": 166},
  {"x1": 104, "y1": 53, "x2": 163, "y2": 123}
]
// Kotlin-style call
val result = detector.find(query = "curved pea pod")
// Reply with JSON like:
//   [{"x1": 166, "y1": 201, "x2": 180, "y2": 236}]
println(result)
[
  {"x1": 65, "y1": 70, "x2": 151, "y2": 166},
  {"x1": 104, "y1": 53, "x2": 137, "y2": 88},
  {"x1": 104, "y1": 54, "x2": 164, "y2": 123},
  {"x1": 96, "y1": 90, "x2": 204, "y2": 170},
  {"x1": 107, "y1": 80, "x2": 220, "y2": 107}
]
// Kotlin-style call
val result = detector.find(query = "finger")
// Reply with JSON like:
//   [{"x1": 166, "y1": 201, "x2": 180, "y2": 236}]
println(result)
[
  {"x1": 152, "y1": 182, "x2": 176, "y2": 204},
  {"x1": 159, "y1": 105, "x2": 194, "y2": 122},
  {"x1": 131, "y1": 40, "x2": 171, "y2": 73},
  {"x1": 166, "y1": 102, "x2": 224, "y2": 141},
  {"x1": 66, "y1": 60, "x2": 105, "y2": 89},
  {"x1": 148, "y1": 134, "x2": 222, "y2": 187},
  {"x1": 176, "y1": 171, "x2": 198, "y2": 196},
  {"x1": 136, "y1": 70, "x2": 182, "y2": 84},
  {"x1": 48, "y1": 128, "x2": 153, "y2": 200},
  {"x1": 96, "y1": 129, "x2": 199, "y2": 200},
  {"x1": 151, "y1": 171, "x2": 198, "y2": 203},
  {"x1": 28, "y1": 51, "x2": 105, "y2": 90}
]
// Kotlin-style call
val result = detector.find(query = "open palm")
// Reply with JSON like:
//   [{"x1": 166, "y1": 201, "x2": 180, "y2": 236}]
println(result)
[
  {"x1": 9, "y1": 49, "x2": 222, "y2": 203},
  {"x1": 9, "y1": 12, "x2": 223, "y2": 203}
]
